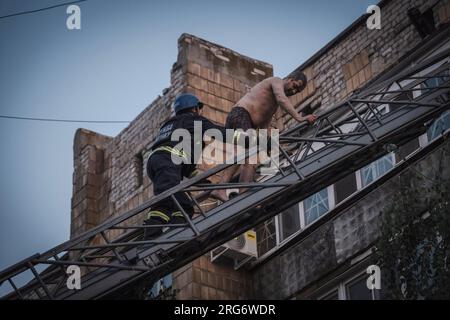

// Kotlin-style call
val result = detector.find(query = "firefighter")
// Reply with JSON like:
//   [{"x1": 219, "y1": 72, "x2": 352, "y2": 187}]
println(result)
[{"x1": 143, "y1": 93, "x2": 227, "y2": 240}]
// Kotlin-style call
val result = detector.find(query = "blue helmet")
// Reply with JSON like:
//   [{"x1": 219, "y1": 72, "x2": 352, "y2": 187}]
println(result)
[{"x1": 173, "y1": 93, "x2": 203, "y2": 114}]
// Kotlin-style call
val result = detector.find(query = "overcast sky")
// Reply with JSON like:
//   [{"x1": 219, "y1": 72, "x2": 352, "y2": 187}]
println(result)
[{"x1": 0, "y1": 0, "x2": 375, "y2": 288}]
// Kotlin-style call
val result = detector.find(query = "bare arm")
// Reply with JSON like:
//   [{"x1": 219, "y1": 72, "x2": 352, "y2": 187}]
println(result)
[
  {"x1": 271, "y1": 78, "x2": 317, "y2": 125},
  {"x1": 271, "y1": 78, "x2": 303, "y2": 122}
]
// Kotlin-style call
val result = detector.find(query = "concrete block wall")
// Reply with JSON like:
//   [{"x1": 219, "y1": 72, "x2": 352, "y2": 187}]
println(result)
[{"x1": 252, "y1": 138, "x2": 450, "y2": 299}]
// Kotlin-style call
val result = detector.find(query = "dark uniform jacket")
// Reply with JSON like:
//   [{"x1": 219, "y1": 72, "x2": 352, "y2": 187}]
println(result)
[{"x1": 151, "y1": 111, "x2": 227, "y2": 175}]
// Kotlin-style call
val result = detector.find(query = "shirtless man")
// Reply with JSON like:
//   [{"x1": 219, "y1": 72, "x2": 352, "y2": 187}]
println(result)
[{"x1": 211, "y1": 71, "x2": 317, "y2": 202}]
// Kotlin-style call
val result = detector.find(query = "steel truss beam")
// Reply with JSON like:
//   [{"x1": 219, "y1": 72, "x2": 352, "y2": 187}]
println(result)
[{"x1": 1, "y1": 46, "x2": 449, "y2": 300}]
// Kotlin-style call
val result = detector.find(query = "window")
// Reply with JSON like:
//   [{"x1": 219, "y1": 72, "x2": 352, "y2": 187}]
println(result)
[
  {"x1": 334, "y1": 173, "x2": 357, "y2": 204},
  {"x1": 337, "y1": 120, "x2": 359, "y2": 134},
  {"x1": 256, "y1": 187, "x2": 334, "y2": 258},
  {"x1": 389, "y1": 92, "x2": 410, "y2": 113},
  {"x1": 415, "y1": 65, "x2": 450, "y2": 99},
  {"x1": 407, "y1": 7, "x2": 436, "y2": 39},
  {"x1": 427, "y1": 110, "x2": 450, "y2": 141},
  {"x1": 395, "y1": 138, "x2": 420, "y2": 162},
  {"x1": 279, "y1": 204, "x2": 301, "y2": 241},
  {"x1": 360, "y1": 153, "x2": 395, "y2": 187},
  {"x1": 345, "y1": 274, "x2": 374, "y2": 300},
  {"x1": 421, "y1": 68, "x2": 450, "y2": 141},
  {"x1": 316, "y1": 269, "x2": 386, "y2": 300},
  {"x1": 353, "y1": 102, "x2": 389, "y2": 133},
  {"x1": 303, "y1": 188, "x2": 330, "y2": 226},
  {"x1": 149, "y1": 274, "x2": 172, "y2": 299},
  {"x1": 423, "y1": 68, "x2": 450, "y2": 104},
  {"x1": 369, "y1": 102, "x2": 389, "y2": 119},
  {"x1": 424, "y1": 71, "x2": 450, "y2": 88},
  {"x1": 320, "y1": 290, "x2": 339, "y2": 300},
  {"x1": 256, "y1": 218, "x2": 277, "y2": 256}
]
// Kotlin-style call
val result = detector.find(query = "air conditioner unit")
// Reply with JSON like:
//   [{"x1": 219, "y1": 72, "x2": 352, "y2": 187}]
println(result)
[
  {"x1": 226, "y1": 188, "x2": 239, "y2": 198},
  {"x1": 210, "y1": 230, "x2": 258, "y2": 270}
]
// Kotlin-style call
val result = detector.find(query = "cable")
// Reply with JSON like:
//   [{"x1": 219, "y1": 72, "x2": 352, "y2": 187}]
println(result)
[
  {"x1": 0, "y1": 0, "x2": 88, "y2": 20},
  {"x1": 0, "y1": 114, "x2": 130, "y2": 124},
  {"x1": 0, "y1": 114, "x2": 167, "y2": 132}
]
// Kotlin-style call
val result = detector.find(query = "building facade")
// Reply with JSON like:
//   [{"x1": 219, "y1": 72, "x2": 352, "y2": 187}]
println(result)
[{"x1": 71, "y1": 0, "x2": 450, "y2": 299}]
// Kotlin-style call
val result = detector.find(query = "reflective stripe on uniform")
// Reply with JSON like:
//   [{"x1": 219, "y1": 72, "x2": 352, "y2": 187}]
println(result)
[
  {"x1": 147, "y1": 210, "x2": 170, "y2": 222},
  {"x1": 233, "y1": 131, "x2": 241, "y2": 143},
  {"x1": 171, "y1": 211, "x2": 184, "y2": 218},
  {"x1": 189, "y1": 169, "x2": 199, "y2": 178},
  {"x1": 149, "y1": 146, "x2": 188, "y2": 159}
]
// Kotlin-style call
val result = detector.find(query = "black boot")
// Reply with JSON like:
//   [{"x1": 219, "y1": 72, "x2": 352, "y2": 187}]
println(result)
[
  {"x1": 169, "y1": 211, "x2": 187, "y2": 225},
  {"x1": 142, "y1": 210, "x2": 171, "y2": 241}
]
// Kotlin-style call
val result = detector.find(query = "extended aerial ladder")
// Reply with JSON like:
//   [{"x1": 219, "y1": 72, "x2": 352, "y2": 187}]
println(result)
[{"x1": 1, "y1": 44, "x2": 449, "y2": 300}]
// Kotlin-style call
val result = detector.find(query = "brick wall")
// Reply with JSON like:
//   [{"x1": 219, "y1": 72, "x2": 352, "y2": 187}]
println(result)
[
  {"x1": 171, "y1": 35, "x2": 272, "y2": 300},
  {"x1": 174, "y1": 256, "x2": 253, "y2": 300},
  {"x1": 71, "y1": 33, "x2": 272, "y2": 298},
  {"x1": 71, "y1": 129, "x2": 113, "y2": 237},
  {"x1": 71, "y1": 0, "x2": 450, "y2": 299},
  {"x1": 282, "y1": 0, "x2": 450, "y2": 129}
]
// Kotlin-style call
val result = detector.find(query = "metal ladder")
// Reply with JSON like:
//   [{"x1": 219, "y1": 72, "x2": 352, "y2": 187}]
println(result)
[{"x1": 1, "y1": 47, "x2": 449, "y2": 300}]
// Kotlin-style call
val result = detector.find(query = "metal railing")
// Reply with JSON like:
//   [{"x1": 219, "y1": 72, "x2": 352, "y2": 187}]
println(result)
[{"x1": 1, "y1": 46, "x2": 449, "y2": 300}]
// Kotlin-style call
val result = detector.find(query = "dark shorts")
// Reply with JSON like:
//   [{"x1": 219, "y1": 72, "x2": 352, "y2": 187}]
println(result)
[{"x1": 225, "y1": 106, "x2": 254, "y2": 130}]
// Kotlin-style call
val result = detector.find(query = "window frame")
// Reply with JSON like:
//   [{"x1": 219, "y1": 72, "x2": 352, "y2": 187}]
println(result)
[
  {"x1": 333, "y1": 172, "x2": 359, "y2": 205},
  {"x1": 278, "y1": 186, "x2": 335, "y2": 245},
  {"x1": 358, "y1": 152, "x2": 396, "y2": 188},
  {"x1": 255, "y1": 217, "x2": 278, "y2": 257},
  {"x1": 427, "y1": 109, "x2": 450, "y2": 142},
  {"x1": 149, "y1": 274, "x2": 173, "y2": 299},
  {"x1": 277, "y1": 203, "x2": 301, "y2": 243},
  {"x1": 343, "y1": 271, "x2": 378, "y2": 300},
  {"x1": 317, "y1": 287, "x2": 341, "y2": 300},
  {"x1": 317, "y1": 268, "x2": 380, "y2": 300},
  {"x1": 300, "y1": 185, "x2": 335, "y2": 228}
]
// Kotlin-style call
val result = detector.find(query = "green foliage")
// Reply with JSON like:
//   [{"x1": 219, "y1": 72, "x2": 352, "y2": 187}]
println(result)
[{"x1": 376, "y1": 148, "x2": 450, "y2": 299}]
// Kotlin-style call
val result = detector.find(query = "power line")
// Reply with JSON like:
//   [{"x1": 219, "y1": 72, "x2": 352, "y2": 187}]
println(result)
[
  {"x1": 0, "y1": 0, "x2": 88, "y2": 20},
  {"x1": 0, "y1": 115, "x2": 130, "y2": 124}
]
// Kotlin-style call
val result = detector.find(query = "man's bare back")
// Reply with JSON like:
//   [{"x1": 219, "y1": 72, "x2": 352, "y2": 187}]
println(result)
[
  {"x1": 210, "y1": 74, "x2": 316, "y2": 202},
  {"x1": 236, "y1": 78, "x2": 279, "y2": 128}
]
